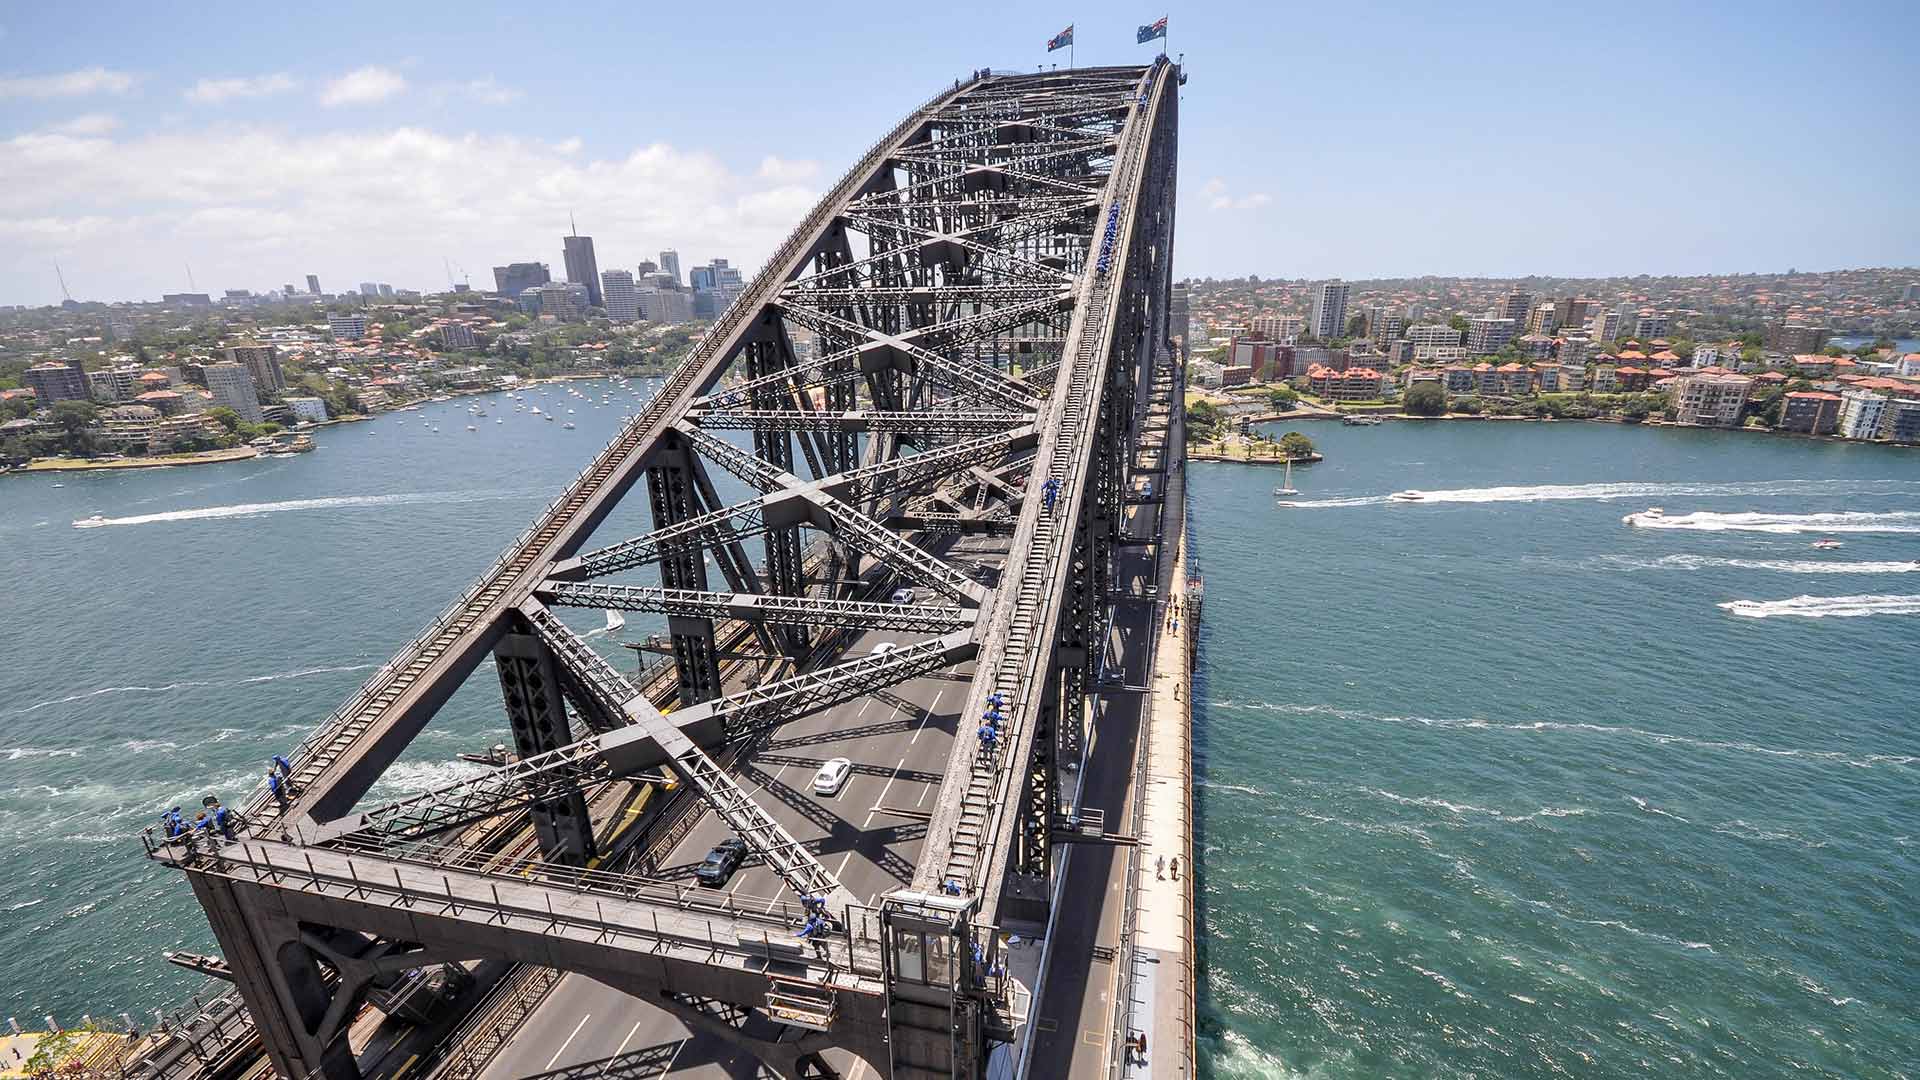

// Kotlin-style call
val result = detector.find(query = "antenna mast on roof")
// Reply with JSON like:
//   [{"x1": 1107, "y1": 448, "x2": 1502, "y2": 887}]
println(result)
[{"x1": 570, "y1": 211, "x2": 577, "y2": 237}]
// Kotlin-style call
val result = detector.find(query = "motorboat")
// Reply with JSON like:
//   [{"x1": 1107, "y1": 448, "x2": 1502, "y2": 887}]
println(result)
[
  {"x1": 1388, "y1": 490, "x2": 1427, "y2": 502},
  {"x1": 1810, "y1": 538, "x2": 1843, "y2": 550},
  {"x1": 1622, "y1": 507, "x2": 1664, "y2": 525},
  {"x1": 72, "y1": 514, "x2": 109, "y2": 529},
  {"x1": 562, "y1": 421, "x2": 576, "y2": 429}
]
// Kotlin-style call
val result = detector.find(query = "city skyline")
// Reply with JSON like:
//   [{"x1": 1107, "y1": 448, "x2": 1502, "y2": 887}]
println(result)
[{"x1": 1, "y1": 0, "x2": 1917, "y2": 306}]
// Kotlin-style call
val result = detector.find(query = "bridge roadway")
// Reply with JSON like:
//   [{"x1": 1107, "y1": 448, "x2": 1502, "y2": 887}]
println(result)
[{"x1": 475, "y1": 551, "x2": 1002, "y2": 1078}]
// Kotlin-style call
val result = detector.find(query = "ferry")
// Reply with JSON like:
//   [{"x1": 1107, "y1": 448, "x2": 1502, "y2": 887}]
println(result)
[
  {"x1": 1388, "y1": 490, "x2": 1427, "y2": 502},
  {"x1": 1343, "y1": 414, "x2": 1383, "y2": 426},
  {"x1": 72, "y1": 514, "x2": 109, "y2": 529}
]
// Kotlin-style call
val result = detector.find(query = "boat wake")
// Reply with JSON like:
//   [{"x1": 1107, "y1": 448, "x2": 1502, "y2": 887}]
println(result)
[
  {"x1": 1605, "y1": 554, "x2": 1920, "y2": 574},
  {"x1": 1719, "y1": 594, "x2": 1920, "y2": 619},
  {"x1": 76, "y1": 490, "x2": 531, "y2": 528},
  {"x1": 1623, "y1": 510, "x2": 1920, "y2": 533},
  {"x1": 1279, "y1": 480, "x2": 1916, "y2": 509}
]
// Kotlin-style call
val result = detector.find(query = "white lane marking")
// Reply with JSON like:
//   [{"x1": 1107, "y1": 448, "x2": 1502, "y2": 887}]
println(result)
[
  {"x1": 660, "y1": 1038, "x2": 687, "y2": 1073},
  {"x1": 916, "y1": 780, "x2": 932, "y2": 807},
  {"x1": 863, "y1": 758, "x2": 907, "y2": 828},
  {"x1": 602, "y1": 1021, "x2": 643, "y2": 1075},
  {"x1": 545, "y1": 1013, "x2": 591, "y2": 1071},
  {"x1": 910, "y1": 689, "x2": 946, "y2": 744}
]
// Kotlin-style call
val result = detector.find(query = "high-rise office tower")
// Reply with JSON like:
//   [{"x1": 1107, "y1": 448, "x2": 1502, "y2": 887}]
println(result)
[
  {"x1": 359, "y1": 282, "x2": 380, "y2": 297},
  {"x1": 659, "y1": 250, "x2": 681, "y2": 285},
  {"x1": 492, "y1": 262, "x2": 552, "y2": 297},
  {"x1": 601, "y1": 270, "x2": 640, "y2": 322},
  {"x1": 563, "y1": 220, "x2": 602, "y2": 308},
  {"x1": 636, "y1": 259, "x2": 659, "y2": 276},
  {"x1": 306, "y1": 274, "x2": 322, "y2": 295},
  {"x1": 1308, "y1": 280, "x2": 1350, "y2": 341}
]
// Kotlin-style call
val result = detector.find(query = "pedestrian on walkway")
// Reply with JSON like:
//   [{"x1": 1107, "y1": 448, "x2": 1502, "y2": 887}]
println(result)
[
  {"x1": 267, "y1": 771, "x2": 288, "y2": 811},
  {"x1": 271, "y1": 755, "x2": 298, "y2": 794},
  {"x1": 1155, "y1": 854, "x2": 1166, "y2": 880},
  {"x1": 1171, "y1": 855, "x2": 1180, "y2": 880}
]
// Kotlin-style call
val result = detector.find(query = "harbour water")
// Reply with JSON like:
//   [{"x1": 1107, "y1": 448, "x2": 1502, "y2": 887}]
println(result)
[
  {"x1": 0, "y1": 379, "x2": 667, "y2": 1020},
  {"x1": 2, "y1": 399, "x2": 1915, "y2": 1080},
  {"x1": 1194, "y1": 421, "x2": 1918, "y2": 1078}
]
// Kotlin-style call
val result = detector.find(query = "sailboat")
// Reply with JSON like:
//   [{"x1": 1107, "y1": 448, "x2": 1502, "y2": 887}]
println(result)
[
  {"x1": 604, "y1": 609, "x2": 626, "y2": 633},
  {"x1": 1272, "y1": 458, "x2": 1299, "y2": 497}
]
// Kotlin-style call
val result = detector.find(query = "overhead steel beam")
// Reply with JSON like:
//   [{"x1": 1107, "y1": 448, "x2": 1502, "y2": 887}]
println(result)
[{"x1": 541, "y1": 581, "x2": 977, "y2": 633}]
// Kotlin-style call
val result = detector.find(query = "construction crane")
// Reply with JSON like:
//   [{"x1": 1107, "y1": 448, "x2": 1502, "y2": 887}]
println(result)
[{"x1": 54, "y1": 262, "x2": 72, "y2": 302}]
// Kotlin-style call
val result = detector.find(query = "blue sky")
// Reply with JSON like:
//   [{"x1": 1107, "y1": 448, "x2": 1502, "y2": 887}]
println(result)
[{"x1": 1, "y1": 0, "x2": 1915, "y2": 306}]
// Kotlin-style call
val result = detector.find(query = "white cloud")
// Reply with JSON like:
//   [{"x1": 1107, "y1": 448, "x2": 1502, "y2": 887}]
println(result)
[
  {"x1": 757, "y1": 156, "x2": 821, "y2": 183},
  {"x1": 319, "y1": 66, "x2": 406, "y2": 107},
  {"x1": 453, "y1": 77, "x2": 520, "y2": 106},
  {"x1": 1203, "y1": 178, "x2": 1271, "y2": 212},
  {"x1": 48, "y1": 113, "x2": 119, "y2": 136},
  {"x1": 0, "y1": 67, "x2": 135, "y2": 99},
  {"x1": 186, "y1": 73, "x2": 298, "y2": 104},
  {"x1": 0, "y1": 123, "x2": 827, "y2": 303}
]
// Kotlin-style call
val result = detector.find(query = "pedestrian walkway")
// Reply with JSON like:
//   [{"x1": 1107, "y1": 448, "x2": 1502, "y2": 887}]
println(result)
[{"x1": 1120, "y1": 532, "x2": 1196, "y2": 1079}]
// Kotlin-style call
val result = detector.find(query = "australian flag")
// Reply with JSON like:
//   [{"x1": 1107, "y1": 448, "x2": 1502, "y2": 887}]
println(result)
[
  {"x1": 1137, "y1": 16, "x2": 1168, "y2": 43},
  {"x1": 1047, "y1": 24, "x2": 1074, "y2": 51}
]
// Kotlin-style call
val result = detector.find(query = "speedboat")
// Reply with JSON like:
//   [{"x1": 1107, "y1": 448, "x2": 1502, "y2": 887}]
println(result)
[
  {"x1": 1810, "y1": 538, "x2": 1843, "y2": 550},
  {"x1": 1388, "y1": 490, "x2": 1427, "y2": 502},
  {"x1": 72, "y1": 514, "x2": 108, "y2": 529},
  {"x1": 1622, "y1": 507, "x2": 1664, "y2": 525}
]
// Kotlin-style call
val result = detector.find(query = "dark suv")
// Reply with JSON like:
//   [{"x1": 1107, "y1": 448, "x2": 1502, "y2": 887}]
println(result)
[{"x1": 694, "y1": 838, "x2": 749, "y2": 886}]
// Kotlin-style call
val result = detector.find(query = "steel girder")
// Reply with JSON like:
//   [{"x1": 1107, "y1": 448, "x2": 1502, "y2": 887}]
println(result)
[
  {"x1": 542, "y1": 581, "x2": 977, "y2": 633},
  {"x1": 689, "y1": 409, "x2": 1031, "y2": 437}
]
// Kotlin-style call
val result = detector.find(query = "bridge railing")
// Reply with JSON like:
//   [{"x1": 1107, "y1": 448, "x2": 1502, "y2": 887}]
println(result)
[{"x1": 235, "y1": 75, "x2": 979, "y2": 826}]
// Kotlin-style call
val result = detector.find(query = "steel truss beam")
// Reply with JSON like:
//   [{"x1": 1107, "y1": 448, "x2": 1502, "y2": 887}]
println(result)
[
  {"x1": 542, "y1": 581, "x2": 977, "y2": 633},
  {"x1": 689, "y1": 409, "x2": 1031, "y2": 437}
]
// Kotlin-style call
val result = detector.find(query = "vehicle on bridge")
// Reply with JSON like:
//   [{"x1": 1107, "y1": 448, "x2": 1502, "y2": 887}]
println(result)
[
  {"x1": 812, "y1": 757, "x2": 853, "y2": 797},
  {"x1": 695, "y1": 837, "x2": 749, "y2": 886}
]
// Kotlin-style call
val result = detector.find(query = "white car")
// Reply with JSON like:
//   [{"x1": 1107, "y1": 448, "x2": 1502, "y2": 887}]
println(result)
[
  {"x1": 812, "y1": 757, "x2": 853, "y2": 796},
  {"x1": 890, "y1": 587, "x2": 915, "y2": 604},
  {"x1": 871, "y1": 642, "x2": 900, "y2": 656}
]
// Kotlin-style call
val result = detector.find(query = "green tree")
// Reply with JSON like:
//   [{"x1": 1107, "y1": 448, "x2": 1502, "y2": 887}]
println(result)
[
  {"x1": 1278, "y1": 430, "x2": 1315, "y2": 459},
  {"x1": 1185, "y1": 398, "x2": 1226, "y2": 441},
  {"x1": 49, "y1": 399, "x2": 97, "y2": 456},
  {"x1": 1403, "y1": 382, "x2": 1447, "y2": 416},
  {"x1": 1447, "y1": 314, "x2": 1471, "y2": 333},
  {"x1": 206, "y1": 406, "x2": 242, "y2": 433},
  {"x1": 1346, "y1": 314, "x2": 1368, "y2": 338},
  {"x1": 1267, "y1": 385, "x2": 1299, "y2": 409},
  {"x1": 1452, "y1": 395, "x2": 1484, "y2": 415}
]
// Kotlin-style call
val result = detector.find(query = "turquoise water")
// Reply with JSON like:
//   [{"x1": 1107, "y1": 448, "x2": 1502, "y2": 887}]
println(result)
[
  {"x1": 0, "y1": 380, "x2": 672, "y2": 1020},
  {"x1": 1192, "y1": 421, "x2": 1919, "y2": 1078}
]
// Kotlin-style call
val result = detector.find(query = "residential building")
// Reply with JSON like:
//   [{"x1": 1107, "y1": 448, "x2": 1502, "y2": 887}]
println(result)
[
  {"x1": 1558, "y1": 364, "x2": 1586, "y2": 392},
  {"x1": 306, "y1": 274, "x2": 322, "y2": 295},
  {"x1": 23, "y1": 361, "x2": 89, "y2": 404},
  {"x1": 358, "y1": 282, "x2": 379, "y2": 297},
  {"x1": 283, "y1": 396, "x2": 330, "y2": 423},
  {"x1": 1368, "y1": 310, "x2": 1405, "y2": 348},
  {"x1": 163, "y1": 293, "x2": 213, "y2": 307},
  {"x1": 1896, "y1": 354, "x2": 1920, "y2": 378},
  {"x1": 1589, "y1": 310, "x2": 1624, "y2": 342},
  {"x1": 1413, "y1": 344, "x2": 1469, "y2": 363},
  {"x1": 1670, "y1": 373, "x2": 1753, "y2": 427},
  {"x1": 204, "y1": 361, "x2": 263, "y2": 423},
  {"x1": 1406, "y1": 324, "x2": 1463, "y2": 348},
  {"x1": 601, "y1": 270, "x2": 640, "y2": 322},
  {"x1": 1526, "y1": 304, "x2": 1558, "y2": 334},
  {"x1": 1170, "y1": 282, "x2": 1191, "y2": 346},
  {"x1": 86, "y1": 369, "x2": 120, "y2": 401},
  {"x1": 1517, "y1": 334, "x2": 1555, "y2": 359},
  {"x1": 1591, "y1": 365, "x2": 1618, "y2": 392},
  {"x1": 440, "y1": 321, "x2": 477, "y2": 349},
  {"x1": 1500, "y1": 290, "x2": 1532, "y2": 324},
  {"x1": 1535, "y1": 365, "x2": 1560, "y2": 393},
  {"x1": 1837, "y1": 389, "x2": 1888, "y2": 439},
  {"x1": 536, "y1": 283, "x2": 589, "y2": 321},
  {"x1": 225, "y1": 343, "x2": 285, "y2": 392},
  {"x1": 1691, "y1": 342, "x2": 1731, "y2": 368},
  {"x1": 378, "y1": 283, "x2": 393, "y2": 297},
  {"x1": 639, "y1": 287, "x2": 692, "y2": 324},
  {"x1": 1466, "y1": 317, "x2": 1517, "y2": 354},
  {"x1": 1307, "y1": 280, "x2": 1350, "y2": 341},
  {"x1": 658, "y1": 249, "x2": 682, "y2": 285},
  {"x1": 1633, "y1": 313, "x2": 1670, "y2": 339},
  {"x1": 1778, "y1": 391, "x2": 1842, "y2": 435},
  {"x1": 1229, "y1": 339, "x2": 1294, "y2": 381},
  {"x1": 327, "y1": 314, "x2": 368, "y2": 341},
  {"x1": 1885, "y1": 399, "x2": 1920, "y2": 443},
  {"x1": 492, "y1": 262, "x2": 552, "y2": 297},
  {"x1": 1473, "y1": 363, "x2": 1501, "y2": 394},
  {"x1": 1496, "y1": 362, "x2": 1533, "y2": 395},
  {"x1": 1903, "y1": 283, "x2": 1919, "y2": 302},
  {"x1": 1555, "y1": 297, "x2": 1594, "y2": 330},
  {"x1": 1443, "y1": 366, "x2": 1477, "y2": 393},
  {"x1": 1306, "y1": 364, "x2": 1387, "y2": 401},
  {"x1": 1559, "y1": 338, "x2": 1589, "y2": 367},
  {"x1": 1250, "y1": 314, "x2": 1303, "y2": 343},
  {"x1": 1764, "y1": 321, "x2": 1829, "y2": 354},
  {"x1": 563, "y1": 231, "x2": 603, "y2": 308}
]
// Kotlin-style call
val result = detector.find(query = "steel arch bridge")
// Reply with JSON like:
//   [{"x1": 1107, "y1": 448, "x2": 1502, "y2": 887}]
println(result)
[{"x1": 148, "y1": 60, "x2": 1180, "y2": 1080}]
